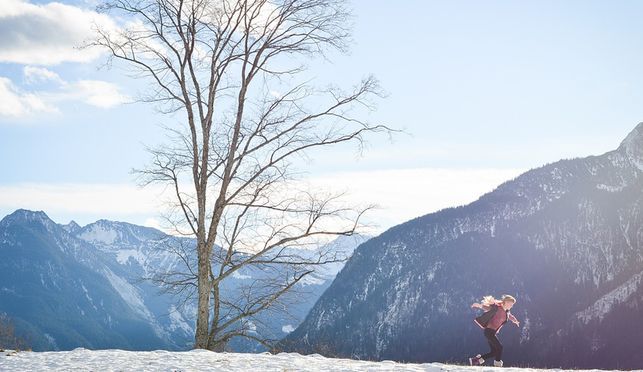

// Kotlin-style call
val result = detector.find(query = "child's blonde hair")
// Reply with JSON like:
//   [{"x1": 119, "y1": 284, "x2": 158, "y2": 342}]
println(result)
[
  {"x1": 501, "y1": 294, "x2": 516, "y2": 303},
  {"x1": 481, "y1": 294, "x2": 516, "y2": 306},
  {"x1": 481, "y1": 295, "x2": 496, "y2": 306}
]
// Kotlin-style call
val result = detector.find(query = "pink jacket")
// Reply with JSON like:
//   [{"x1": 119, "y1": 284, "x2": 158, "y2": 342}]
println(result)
[{"x1": 474, "y1": 302, "x2": 518, "y2": 333}]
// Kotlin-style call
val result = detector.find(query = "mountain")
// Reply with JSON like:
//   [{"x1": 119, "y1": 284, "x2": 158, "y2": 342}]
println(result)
[
  {"x1": 279, "y1": 123, "x2": 643, "y2": 369},
  {"x1": 0, "y1": 210, "x2": 367, "y2": 351},
  {"x1": 225, "y1": 233, "x2": 370, "y2": 352},
  {"x1": 74, "y1": 219, "x2": 197, "y2": 350},
  {"x1": 60, "y1": 220, "x2": 81, "y2": 235},
  {"x1": 0, "y1": 210, "x2": 170, "y2": 351}
]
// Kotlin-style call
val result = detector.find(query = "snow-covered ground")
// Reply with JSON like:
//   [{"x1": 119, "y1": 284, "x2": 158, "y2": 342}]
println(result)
[{"x1": 0, "y1": 349, "x2": 619, "y2": 372}]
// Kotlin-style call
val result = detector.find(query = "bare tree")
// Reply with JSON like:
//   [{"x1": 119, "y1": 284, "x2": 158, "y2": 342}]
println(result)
[{"x1": 91, "y1": 0, "x2": 392, "y2": 351}]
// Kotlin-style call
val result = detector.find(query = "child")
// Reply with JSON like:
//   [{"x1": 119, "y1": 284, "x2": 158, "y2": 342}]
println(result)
[{"x1": 468, "y1": 294, "x2": 520, "y2": 367}]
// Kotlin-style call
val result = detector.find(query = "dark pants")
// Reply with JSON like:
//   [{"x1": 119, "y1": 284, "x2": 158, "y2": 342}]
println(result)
[{"x1": 481, "y1": 328, "x2": 503, "y2": 361}]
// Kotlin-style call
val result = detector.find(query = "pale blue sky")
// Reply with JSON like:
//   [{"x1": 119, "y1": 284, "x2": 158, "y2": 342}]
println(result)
[{"x1": 1, "y1": 0, "x2": 642, "y2": 230}]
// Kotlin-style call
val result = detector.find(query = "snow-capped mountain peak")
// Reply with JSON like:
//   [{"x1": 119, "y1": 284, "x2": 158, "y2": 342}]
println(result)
[
  {"x1": 77, "y1": 220, "x2": 165, "y2": 247},
  {"x1": 61, "y1": 220, "x2": 82, "y2": 234},
  {"x1": 2, "y1": 208, "x2": 49, "y2": 223},
  {"x1": 0, "y1": 209, "x2": 58, "y2": 233},
  {"x1": 78, "y1": 221, "x2": 119, "y2": 245},
  {"x1": 618, "y1": 122, "x2": 643, "y2": 171}
]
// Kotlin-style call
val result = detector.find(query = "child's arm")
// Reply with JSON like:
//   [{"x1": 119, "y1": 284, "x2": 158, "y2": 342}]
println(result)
[
  {"x1": 471, "y1": 303, "x2": 491, "y2": 311},
  {"x1": 508, "y1": 313, "x2": 520, "y2": 326}
]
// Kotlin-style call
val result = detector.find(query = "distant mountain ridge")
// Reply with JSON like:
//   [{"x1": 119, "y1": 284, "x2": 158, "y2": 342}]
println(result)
[
  {"x1": 0, "y1": 210, "x2": 367, "y2": 351},
  {"x1": 280, "y1": 123, "x2": 643, "y2": 369},
  {"x1": 0, "y1": 210, "x2": 172, "y2": 351}
]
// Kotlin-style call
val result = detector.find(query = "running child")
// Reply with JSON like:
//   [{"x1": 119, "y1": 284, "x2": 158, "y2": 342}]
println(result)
[{"x1": 468, "y1": 294, "x2": 520, "y2": 367}]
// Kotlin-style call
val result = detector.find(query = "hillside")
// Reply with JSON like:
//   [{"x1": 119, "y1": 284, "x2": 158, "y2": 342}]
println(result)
[{"x1": 280, "y1": 123, "x2": 643, "y2": 369}]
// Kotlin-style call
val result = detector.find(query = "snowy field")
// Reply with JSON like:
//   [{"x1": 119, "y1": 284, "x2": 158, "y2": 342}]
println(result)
[{"x1": 0, "y1": 349, "x2": 621, "y2": 372}]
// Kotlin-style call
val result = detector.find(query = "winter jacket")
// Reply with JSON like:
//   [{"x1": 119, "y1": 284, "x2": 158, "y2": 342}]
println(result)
[{"x1": 474, "y1": 303, "x2": 515, "y2": 333}]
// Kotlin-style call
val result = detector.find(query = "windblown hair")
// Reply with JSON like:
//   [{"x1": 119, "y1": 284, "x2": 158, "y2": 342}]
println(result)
[
  {"x1": 481, "y1": 294, "x2": 517, "y2": 306},
  {"x1": 481, "y1": 295, "x2": 498, "y2": 306}
]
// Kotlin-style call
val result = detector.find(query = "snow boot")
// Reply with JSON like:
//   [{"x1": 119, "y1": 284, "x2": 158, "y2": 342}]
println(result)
[
  {"x1": 493, "y1": 360, "x2": 503, "y2": 367},
  {"x1": 469, "y1": 354, "x2": 484, "y2": 366}
]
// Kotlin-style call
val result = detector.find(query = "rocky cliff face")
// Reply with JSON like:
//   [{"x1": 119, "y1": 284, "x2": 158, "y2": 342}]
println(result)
[{"x1": 280, "y1": 123, "x2": 643, "y2": 369}]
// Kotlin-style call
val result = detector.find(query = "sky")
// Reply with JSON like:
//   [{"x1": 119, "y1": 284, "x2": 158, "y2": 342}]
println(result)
[{"x1": 1, "y1": 0, "x2": 642, "y2": 233}]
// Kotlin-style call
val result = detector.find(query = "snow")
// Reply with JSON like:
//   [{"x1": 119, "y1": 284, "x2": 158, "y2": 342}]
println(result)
[
  {"x1": 81, "y1": 283, "x2": 98, "y2": 311},
  {"x1": 61, "y1": 221, "x2": 81, "y2": 234},
  {"x1": 375, "y1": 274, "x2": 422, "y2": 355},
  {"x1": 595, "y1": 184, "x2": 626, "y2": 193},
  {"x1": 282, "y1": 324, "x2": 295, "y2": 333},
  {"x1": 103, "y1": 268, "x2": 150, "y2": 318},
  {"x1": 0, "y1": 349, "x2": 621, "y2": 372},
  {"x1": 231, "y1": 271, "x2": 252, "y2": 280},
  {"x1": 116, "y1": 249, "x2": 145, "y2": 265},
  {"x1": 425, "y1": 261, "x2": 442, "y2": 282},
  {"x1": 519, "y1": 316, "x2": 531, "y2": 344},
  {"x1": 575, "y1": 270, "x2": 643, "y2": 324},
  {"x1": 102, "y1": 268, "x2": 166, "y2": 338},
  {"x1": 43, "y1": 334, "x2": 58, "y2": 350},
  {"x1": 619, "y1": 123, "x2": 643, "y2": 172},
  {"x1": 299, "y1": 274, "x2": 326, "y2": 286},
  {"x1": 167, "y1": 305, "x2": 193, "y2": 335},
  {"x1": 78, "y1": 224, "x2": 118, "y2": 245}
]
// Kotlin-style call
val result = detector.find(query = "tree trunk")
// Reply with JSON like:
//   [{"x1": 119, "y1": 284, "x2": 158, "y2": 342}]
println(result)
[
  {"x1": 208, "y1": 337, "x2": 225, "y2": 352},
  {"x1": 194, "y1": 238, "x2": 211, "y2": 348}
]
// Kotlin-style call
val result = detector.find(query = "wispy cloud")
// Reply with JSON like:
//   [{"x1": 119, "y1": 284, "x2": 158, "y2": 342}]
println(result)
[
  {"x1": 23, "y1": 66, "x2": 65, "y2": 85},
  {"x1": 51, "y1": 79, "x2": 129, "y2": 109},
  {"x1": 0, "y1": 0, "x2": 116, "y2": 65},
  {"x1": 0, "y1": 77, "x2": 59, "y2": 117},
  {"x1": 0, "y1": 167, "x2": 524, "y2": 233},
  {"x1": 0, "y1": 67, "x2": 129, "y2": 118}
]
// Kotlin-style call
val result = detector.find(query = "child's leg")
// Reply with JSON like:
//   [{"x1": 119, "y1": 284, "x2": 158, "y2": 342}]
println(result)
[{"x1": 481, "y1": 328, "x2": 503, "y2": 361}]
